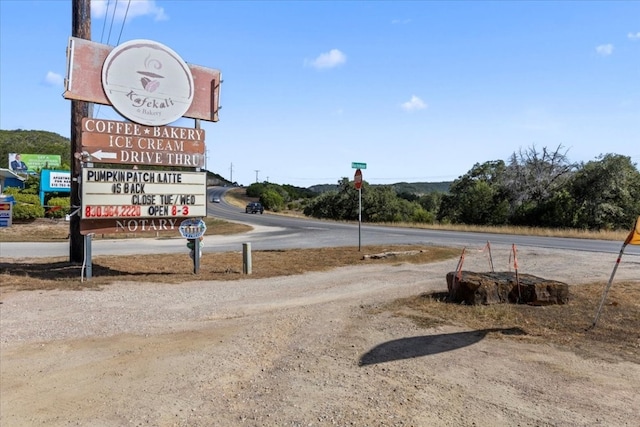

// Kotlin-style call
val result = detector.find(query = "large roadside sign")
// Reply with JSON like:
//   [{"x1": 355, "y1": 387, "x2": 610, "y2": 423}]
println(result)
[
  {"x1": 81, "y1": 167, "x2": 206, "y2": 220},
  {"x1": 81, "y1": 118, "x2": 205, "y2": 167}
]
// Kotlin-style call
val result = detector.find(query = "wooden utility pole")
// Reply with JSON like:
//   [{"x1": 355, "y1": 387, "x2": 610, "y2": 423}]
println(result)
[{"x1": 70, "y1": 0, "x2": 91, "y2": 263}]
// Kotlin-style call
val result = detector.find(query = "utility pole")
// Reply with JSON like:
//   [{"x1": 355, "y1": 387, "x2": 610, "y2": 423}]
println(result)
[
  {"x1": 254, "y1": 170, "x2": 260, "y2": 183},
  {"x1": 70, "y1": 0, "x2": 91, "y2": 263},
  {"x1": 229, "y1": 162, "x2": 233, "y2": 183}
]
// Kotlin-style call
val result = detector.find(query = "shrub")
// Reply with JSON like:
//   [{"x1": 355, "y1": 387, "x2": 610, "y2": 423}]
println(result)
[
  {"x1": 46, "y1": 197, "x2": 71, "y2": 218},
  {"x1": 260, "y1": 189, "x2": 285, "y2": 212},
  {"x1": 412, "y1": 208, "x2": 435, "y2": 224},
  {"x1": 11, "y1": 193, "x2": 45, "y2": 220}
]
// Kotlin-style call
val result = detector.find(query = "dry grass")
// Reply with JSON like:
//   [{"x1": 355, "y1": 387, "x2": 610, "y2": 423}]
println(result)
[
  {"x1": 379, "y1": 222, "x2": 629, "y2": 241},
  {"x1": 379, "y1": 281, "x2": 640, "y2": 363}
]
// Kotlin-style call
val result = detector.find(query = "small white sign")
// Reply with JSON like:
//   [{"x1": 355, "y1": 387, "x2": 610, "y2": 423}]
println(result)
[
  {"x1": 49, "y1": 171, "x2": 71, "y2": 189},
  {"x1": 102, "y1": 39, "x2": 194, "y2": 126}
]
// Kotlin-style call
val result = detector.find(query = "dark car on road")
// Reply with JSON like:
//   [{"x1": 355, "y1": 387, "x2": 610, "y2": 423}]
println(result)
[{"x1": 245, "y1": 202, "x2": 264, "y2": 214}]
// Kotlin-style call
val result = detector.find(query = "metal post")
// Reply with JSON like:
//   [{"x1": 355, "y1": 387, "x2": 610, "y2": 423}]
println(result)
[
  {"x1": 193, "y1": 120, "x2": 202, "y2": 275},
  {"x1": 243, "y1": 242, "x2": 252, "y2": 275},
  {"x1": 194, "y1": 238, "x2": 200, "y2": 274},
  {"x1": 591, "y1": 243, "x2": 627, "y2": 329},
  {"x1": 358, "y1": 187, "x2": 362, "y2": 251},
  {"x1": 84, "y1": 233, "x2": 92, "y2": 280}
]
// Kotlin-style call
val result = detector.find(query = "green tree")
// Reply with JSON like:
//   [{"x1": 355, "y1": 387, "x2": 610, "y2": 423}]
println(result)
[
  {"x1": 569, "y1": 154, "x2": 640, "y2": 230},
  {"x1": 260, "y1": 189, "x2": 285, "y2": 211},
  {"x1": 437, "y1": 160, "x2": 509, "y2": 225},
  {"x1": 417, "y1": 192, "x2": 444, "y2": 216},
  {"x1": 363, "y1": 186, "x2": 415, "y2": 222},
  {"x1": 246, "y1": 182, "x2": 267, "y2": 198}
]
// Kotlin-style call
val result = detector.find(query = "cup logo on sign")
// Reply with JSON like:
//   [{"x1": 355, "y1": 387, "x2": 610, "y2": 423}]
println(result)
[{"x1": 138, "y1": 55, "x2": 164, "y2": 93}]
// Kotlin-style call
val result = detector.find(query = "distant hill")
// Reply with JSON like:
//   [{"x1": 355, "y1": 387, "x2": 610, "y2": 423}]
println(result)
[
  {"x1": 205, "y1": 170, "x2": 234, "y2": 187},
  {"x1": 307, "y1": 184, "x2": 339, "y2": 193},
  {"x1": 390, "y1": 181, "x2": 451, "y2": 194},
  {"x1": 308, "y1": 181, "x2": 451, "y2": 194},
  {"x1": 0, "y1": 129, "x2": 71, "y2": 169}
]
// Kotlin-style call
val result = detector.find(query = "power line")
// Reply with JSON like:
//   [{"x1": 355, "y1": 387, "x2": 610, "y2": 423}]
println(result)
[
  {"x1": 116, "y1": 0, "x2": 131, "y2": 45},
  {"x1": 106, "y1": 0, "x2": 119, "y2": 44}
]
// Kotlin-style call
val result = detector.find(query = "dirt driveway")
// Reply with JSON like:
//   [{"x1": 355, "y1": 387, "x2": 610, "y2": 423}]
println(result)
[{"x1": 1, "y1": 245, "x2": 639, "y2": 426}]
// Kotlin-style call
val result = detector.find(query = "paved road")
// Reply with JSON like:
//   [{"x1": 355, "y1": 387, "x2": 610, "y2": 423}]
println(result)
[{"x1": 3, "y1": 187, "x2": 640, "y2": 258}]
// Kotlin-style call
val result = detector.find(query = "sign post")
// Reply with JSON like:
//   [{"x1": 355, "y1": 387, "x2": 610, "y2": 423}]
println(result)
[
  {"x1": 179, "y1": 218, "x2": 207, "y2": 274},
  {"x1": 354, "y1": 168, "x2": 363, "y2": 251}
]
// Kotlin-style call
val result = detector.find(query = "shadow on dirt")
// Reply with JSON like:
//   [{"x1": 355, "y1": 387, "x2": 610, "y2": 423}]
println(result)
[
  {"x1": 0, "y1": 261, "x2": 164, "y2": 280},
  {"x1": 359, "y1": 327, "x2": 526, "y2": 366}
]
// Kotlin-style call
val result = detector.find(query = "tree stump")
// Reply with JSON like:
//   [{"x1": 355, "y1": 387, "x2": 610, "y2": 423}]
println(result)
[{"x1": 446, "y1": 271, "x2": 569, "y2": 305}]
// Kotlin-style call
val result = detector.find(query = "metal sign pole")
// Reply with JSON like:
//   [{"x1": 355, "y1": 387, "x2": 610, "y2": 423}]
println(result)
[
  {"x1": 358, "y1": 187, "x2": 362, "y2": 251},
  {"x1": 194, "y1": 237, "x2": 200, "y2": 274}
]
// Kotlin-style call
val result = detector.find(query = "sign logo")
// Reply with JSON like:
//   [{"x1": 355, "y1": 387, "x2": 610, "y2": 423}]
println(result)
[
  {"x1": 102, "y1": 39, "x2": 194, "y2": 126},
  {"x1": 179, "y1": 218, "x2": 207, "y2": 239}
]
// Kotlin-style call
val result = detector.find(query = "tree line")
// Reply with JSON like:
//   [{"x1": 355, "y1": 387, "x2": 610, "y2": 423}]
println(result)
[{"x1": 255, "y1": 145, "x2": 639, "y2": 232}]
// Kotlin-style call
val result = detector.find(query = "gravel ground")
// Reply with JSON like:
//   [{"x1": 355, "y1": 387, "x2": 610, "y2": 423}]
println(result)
[{"x1": 1, "y1": 245, "x2": 639, "y2": 426}]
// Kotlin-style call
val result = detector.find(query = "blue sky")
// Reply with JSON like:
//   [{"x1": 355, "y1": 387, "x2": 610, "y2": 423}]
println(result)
[{"x1": 1, "y1": 0, "x2": 638, "y2": 187}]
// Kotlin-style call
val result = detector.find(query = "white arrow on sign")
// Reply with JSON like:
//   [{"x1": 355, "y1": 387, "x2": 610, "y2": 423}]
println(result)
[{"x1": 91, "y1": 149, "x2": 118, "y2": 161}]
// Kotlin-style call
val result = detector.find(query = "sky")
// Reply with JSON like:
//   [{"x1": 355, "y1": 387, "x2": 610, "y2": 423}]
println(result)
[{"x1": 1, "y1": 0, "x2": 639, "y2": 187}]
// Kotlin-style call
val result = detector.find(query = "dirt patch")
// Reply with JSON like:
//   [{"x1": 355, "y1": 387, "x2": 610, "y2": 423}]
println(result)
[{"x1": 1, "y1": 244, "x2": 639, "y2": 426}]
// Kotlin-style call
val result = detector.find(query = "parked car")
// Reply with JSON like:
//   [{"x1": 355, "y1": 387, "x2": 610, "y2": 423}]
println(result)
[{"x1": 245, "y1": 202, "x2": 264, "y2": 214}]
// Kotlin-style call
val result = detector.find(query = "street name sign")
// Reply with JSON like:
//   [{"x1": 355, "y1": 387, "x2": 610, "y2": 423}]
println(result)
[{"x1": 351, "y1": 162, "x2": 367, "y2": 169}]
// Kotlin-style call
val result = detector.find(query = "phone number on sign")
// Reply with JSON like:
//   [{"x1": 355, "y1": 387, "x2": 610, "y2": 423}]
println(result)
[
  {"x1": 85, "y1": 205, "x2": 142, "y2": 218},
  {"x1": 84, "y1": 205, "x2": 192, "y2": 218}
]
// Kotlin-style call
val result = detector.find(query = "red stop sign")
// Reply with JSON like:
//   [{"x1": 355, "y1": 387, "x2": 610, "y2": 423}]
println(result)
[{"x1": 354, "y1": 168, "x2": 363, "y2": 190}]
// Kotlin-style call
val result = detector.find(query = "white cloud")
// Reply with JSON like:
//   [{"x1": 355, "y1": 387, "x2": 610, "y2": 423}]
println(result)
[
  {"x1": 595, "y1": 44, "x2": 614, "y2": 56},
  {"x1": 305, "y1": 49, "x2": 347, "y2": 69},
  {"x1": 401, "y1": 95, "x2": 427, "y2": 112},
  {"x1": 44, "y1": 71, "x2": 63, "y2": 87},
  {"x1": 628, "y1": 32, "x2": 640, "y2": 41},
  {"x1": 92, "y1": 0, "x2": 168, "y2": 23}
]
